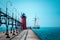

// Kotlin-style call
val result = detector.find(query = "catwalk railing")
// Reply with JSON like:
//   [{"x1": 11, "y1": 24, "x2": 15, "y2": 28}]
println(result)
[{"x1": 0, "y1": 9, "x2": 22, "y2": 38}]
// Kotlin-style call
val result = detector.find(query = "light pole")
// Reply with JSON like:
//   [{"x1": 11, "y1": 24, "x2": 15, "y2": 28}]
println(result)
[
  {"x1": 16, "y1": 12, "x2": 19, "y2": 34},
  {"x1": 14, "y1": 9, "x2": 19, "y2": 35},
  {"x1": 15, "y1": 9, "x2": 18, "y2": 34},
  {"x1": 17, "y1": 12, "x2": 20, "y2": 34},
  {"x1": 0, "y1": 8, "x2": 1, "y2": 26},
  {"x1": 10, "y1": 12, "x2": 14, "y2": 34},
  {"x1": 5, "y1": 0, "x2": 12, "y2": 38},
  {"x1": 11, "y1": 8, "x2": 17, "y2": 35}
]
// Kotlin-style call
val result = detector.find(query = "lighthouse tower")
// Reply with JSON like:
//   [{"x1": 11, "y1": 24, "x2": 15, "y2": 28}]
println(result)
[{"x1": 21, "y1": 13, "x2": 26, "y2": 30}]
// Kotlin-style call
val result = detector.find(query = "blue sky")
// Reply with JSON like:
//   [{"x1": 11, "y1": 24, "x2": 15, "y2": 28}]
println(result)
[{"x1": 0, "y1": 0, "x2": 60, "y2": 27}]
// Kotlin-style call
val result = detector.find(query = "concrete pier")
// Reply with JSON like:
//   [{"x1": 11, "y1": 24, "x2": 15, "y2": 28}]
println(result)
[
  {"x1": 26, "y1": 29, "x2": 40, "y2": 40},
  {"x1": 0, "y1": 29, "x2": 40, "y2": 40},
  {"x1": 0, "y1": 30, "x2": 27, "y2": 40}
]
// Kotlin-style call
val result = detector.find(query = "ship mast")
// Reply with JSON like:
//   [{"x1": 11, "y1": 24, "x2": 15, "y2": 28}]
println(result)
[{"x1": 34, "y1": 16, "x2": 39, "y2": 27}]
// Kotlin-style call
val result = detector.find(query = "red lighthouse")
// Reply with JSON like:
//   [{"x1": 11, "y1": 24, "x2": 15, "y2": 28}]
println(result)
[{"x1": 21, "y1": 13, "x2": 26, "y2": 30}]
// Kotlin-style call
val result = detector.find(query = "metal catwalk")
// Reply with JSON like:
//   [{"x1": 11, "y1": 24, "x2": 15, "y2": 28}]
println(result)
[{"x1": 0, "y1": 9, "x2": 22, "y2": 38}]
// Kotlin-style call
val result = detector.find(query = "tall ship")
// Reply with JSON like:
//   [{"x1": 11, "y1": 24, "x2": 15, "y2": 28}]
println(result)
[{"x1": 33, "y1": 17, "x2": 40, "y2": 29}]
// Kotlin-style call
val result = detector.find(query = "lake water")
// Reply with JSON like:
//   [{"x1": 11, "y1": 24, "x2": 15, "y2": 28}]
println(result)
[
  {"x1": 32, "y1": 27, "x2": 60, "y2": 40},
  {"x1": 0, "y1": 26, "x2": 15, "y2": 32}
]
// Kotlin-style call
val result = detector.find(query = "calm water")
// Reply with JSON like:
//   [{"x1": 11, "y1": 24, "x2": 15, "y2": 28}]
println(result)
[
  {"x1": 0, "y1": 27, "x2": 15, "y2": 32},
  {"x1": 32, "y1": 27, "x2": 60, "y2": 40}
]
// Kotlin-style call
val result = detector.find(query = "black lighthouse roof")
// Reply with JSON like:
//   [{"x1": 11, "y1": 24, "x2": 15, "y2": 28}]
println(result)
[{"x1": 21, "y1": 13, "x2": 26, "y2": 18}]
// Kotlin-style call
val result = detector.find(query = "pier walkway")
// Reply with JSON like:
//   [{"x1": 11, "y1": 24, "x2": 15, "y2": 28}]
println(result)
[
  {"x1": 0, "y1": 29, "x2": 40, "y2": 40},
  {"x1": 26, "y1": 29, "x2": 40, "y2": 40},
  {"x1": 0, "y1": 30, "x2": 27, "y2": 40}
]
